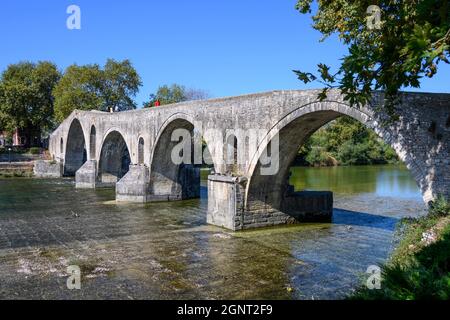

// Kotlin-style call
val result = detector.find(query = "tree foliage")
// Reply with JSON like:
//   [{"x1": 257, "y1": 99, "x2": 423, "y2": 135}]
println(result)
[
  {"x1": 53, "y1": 59, "x2": 141, "y2": 122},
  {"x1": 0, "y1": 61, "x2": 60, "y2": 135},
  {"x1": 103, "y1": 59, "x2": 142, "y2": 112},
  {"x1": 144, "y1": 84, "x2": 209, "y2": 107},
  {"x1": 52, "y1": 64, "x2": 103, "y2": 122},
  {"x1": 294, "y1": 0, "x2": 450, "y2": 116},
  {"x1": 298, "y1": 116, "x2": 398, "y2": 166}
]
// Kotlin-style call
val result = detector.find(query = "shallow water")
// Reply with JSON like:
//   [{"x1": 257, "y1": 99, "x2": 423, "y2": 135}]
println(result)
[{"x1": 0, "y1": 165, "x2": 425, "y2": 300}]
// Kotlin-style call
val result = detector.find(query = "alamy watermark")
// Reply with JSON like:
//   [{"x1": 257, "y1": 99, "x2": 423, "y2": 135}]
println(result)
[
  {"x1": 67, "y1": 5, "x2": 81, "y2": 30},
  {"x1": 366, "y1": 5, "x2": 382, "y2": 30},
  {"x1": 66, "y1": 265, "x2": 81, "y2": 290},
  {"x1": 366, "y1": 265, "x2": 382, "y2": 290},
  {"x1": 168, "y1": 122, "x2": 280, "y2": 176}
]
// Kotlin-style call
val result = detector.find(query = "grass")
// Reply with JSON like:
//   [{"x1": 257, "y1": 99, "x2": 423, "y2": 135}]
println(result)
[
  {"x1": 38, "y1": 247, "x2": 64, "y2": 261},
  {"x1": 351, "y1": 196, "x2": 450, "y2": 300},
  {"x1": 68, "y1": 257, "x2": 114, "y2": 280},
  {"x1": 68, "y1": 259, "x2": 100, "y2": 279},
  {"x1": 28, "y1": 147, "x2": 41, "y2": 155},
  {"x1": 0, "y1": 170, "x2": 33, "y2": 178}
]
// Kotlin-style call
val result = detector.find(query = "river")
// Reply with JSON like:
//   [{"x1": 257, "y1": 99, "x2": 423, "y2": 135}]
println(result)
[{"x1": 0, "y1": 164, "x2": 426, "y2": 299}]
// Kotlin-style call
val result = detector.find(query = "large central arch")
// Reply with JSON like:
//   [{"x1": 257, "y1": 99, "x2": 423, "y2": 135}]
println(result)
[
  {"x1": 244, "y1": 101, "x2": 424, "y2": 222},
  {"x1": 64, "y1": 119, "x2": 87, "y2": 176},
  {"x1": 98, "y1": 130, "x2": 131, "y2": 185}
]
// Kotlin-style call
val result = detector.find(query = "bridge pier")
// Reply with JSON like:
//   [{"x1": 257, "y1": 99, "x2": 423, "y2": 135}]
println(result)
[
  {"x1": 207, "y1": 174, "x2": 333, "y2": 231},
  {"x1": 207, "y1": 175, "x2": 245, "y2": 231},
  {"x1": 75, "y1": 160, "x2": 97, "y2": 189},
  {"x1": 116, "y1": 165, "x2": 150, "y2": 202},
  {"x1": 147, "y1": 165, "x2": 200, "y2": 202}
]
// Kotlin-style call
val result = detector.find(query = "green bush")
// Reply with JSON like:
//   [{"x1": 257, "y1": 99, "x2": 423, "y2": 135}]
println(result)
[
  {"x1": 305, "y1": 147, "x2": 329, "y2": 166},
  {"x1": 351, "y1": 197, "x2": 450, "y2": 300},
  {"x1": 352, "y1": 223, "x2": 450, "y2": 300},
  {"x1": 28, "y1": 147, "x2": 41, "y2": 155},
  {"x1": 297, "y1": 116, "x2": 399, "y2": 166},
  {"x1": 337, "y1": 141, "x2": 371, "y2": 165},
  {"x1": 430, "y1": 196, "x2": 450, "y2": 217}
]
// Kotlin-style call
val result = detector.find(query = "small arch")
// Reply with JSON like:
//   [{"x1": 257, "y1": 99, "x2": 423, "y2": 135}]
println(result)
[
  {"x1": 64, "y1": 119, "x2": 87, "y2": 176},
  {"x1": 428, "y1": 121, "x2": 437, "y2": 135},
  {"x1": 60, "y1": 138, "x2": 64, "y2": 156},
  {"x1": 90, "y1": 125, "x2": 96, "y2": 159},
  {"x1": 225, "y1": 134, "x2": 238, "y2": 174},
  {"x1": 98, "y1": 130, "x2": 131, "y2": 184},
  {"x1": 138, "y1": 137, "x2": 144, "y2": 165}
]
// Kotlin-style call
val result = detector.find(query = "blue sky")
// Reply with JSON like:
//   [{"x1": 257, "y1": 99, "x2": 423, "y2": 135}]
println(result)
[{"x1": 0, "y1": 0, "x2": 449, "y2": 107}]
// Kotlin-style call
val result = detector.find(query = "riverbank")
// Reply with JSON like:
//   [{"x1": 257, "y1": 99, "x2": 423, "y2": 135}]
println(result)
[
  {"x1": 0, "y1": 162, "x2": 34, "y2": 178},
  {"x1": 351, "y1": 197, "x2": 450, "y2": 300},
  {"x1": 0, "y1": 148, "x2": 47, "y2": 162},
  {"x1": 0, "y1": 149, "x2": 49, "y2": 178}
]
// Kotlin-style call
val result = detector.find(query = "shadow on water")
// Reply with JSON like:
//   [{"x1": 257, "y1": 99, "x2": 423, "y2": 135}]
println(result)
[
  {"x1": 333, "y1": 208, "x2": 399, "y2": 231},
  {"x1": 200, "y1": 185, "x2": 208, "y2": 198}
]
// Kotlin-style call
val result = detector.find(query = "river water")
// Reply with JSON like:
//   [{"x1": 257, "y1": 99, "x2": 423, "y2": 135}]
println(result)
[{"x1": 0, "y1": 165, "x2": 425, "y2": 300}]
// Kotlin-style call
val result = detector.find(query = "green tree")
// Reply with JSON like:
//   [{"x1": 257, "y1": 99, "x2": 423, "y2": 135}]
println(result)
[
  {"x1": 144, "y1": 84, "x2": 209, "y2": 107},
  {"x1": 53, "y1": 59, "x2": 142, "y2": 122},
  {"x1": 0, "y1": 61, "x2": 60, "y2": 145},
  {"x1": 297, "y1": 116, "x2": 399, "y2": 166},
  {"x1": 294, "y1": 0, "x2": 450, "y2": 116},
  {"x1": 103, "y1": 59, "x2": 142, "y2": 111},
  {"x1": 53, "y1": 64, "x2": 104, "y2": 122}
]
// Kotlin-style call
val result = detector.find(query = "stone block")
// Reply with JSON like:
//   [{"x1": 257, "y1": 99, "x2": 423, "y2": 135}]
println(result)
[
  {"x1": 207, "y1": 174, "x2": 241, "y2": 231},
  {"x1": 116, "y1": 165, "x2": 150, "y2": 202},
  {"x1": 75, "y1": 160, "x2": 97, "y2": 189},
  {"x1": 281, "y1": 191, "x2": 333, "y2": 222},
  {"x1": 34, "y1": 160, "x2": 63, "y2": 178}
]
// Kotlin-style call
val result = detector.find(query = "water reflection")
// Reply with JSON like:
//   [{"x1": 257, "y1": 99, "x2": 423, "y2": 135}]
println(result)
[{"x1": 290, "y1": 164, "x2": 423, "y2": 200}]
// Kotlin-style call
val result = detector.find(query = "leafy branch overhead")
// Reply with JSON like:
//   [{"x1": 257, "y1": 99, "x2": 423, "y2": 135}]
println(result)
[{"x1": 294, "y1": 0, "x2": 450, "y2": 116}]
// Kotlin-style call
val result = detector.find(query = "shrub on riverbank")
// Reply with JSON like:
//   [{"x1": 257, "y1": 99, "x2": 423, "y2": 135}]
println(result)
[
  {"x1": 0, "y1": 146, "x2": 41, "y2": 155},
  {"x1": 29, "y1": 147, "x2": 41, "y2": 155},
  {"x1": 0, "y1": 170, "x2": 33, "y2": 178},
  {"x1": 351, "y1": 197, "x2": 450, "y2": 300}
]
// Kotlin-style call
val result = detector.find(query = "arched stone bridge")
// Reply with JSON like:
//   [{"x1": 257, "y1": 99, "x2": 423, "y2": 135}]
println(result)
[{"x1": 40, "y1": 90, "x2": 450, "y2": 230}]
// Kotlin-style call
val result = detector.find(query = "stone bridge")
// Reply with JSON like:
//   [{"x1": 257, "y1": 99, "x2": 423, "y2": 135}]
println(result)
[{"x1": 39, "y1": 89, "x2": 450, "y2": 230}]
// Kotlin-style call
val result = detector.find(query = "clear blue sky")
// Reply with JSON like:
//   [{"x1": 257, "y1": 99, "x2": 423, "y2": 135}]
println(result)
[{"x1": 0, "y1": 0, "x2": 449, "y2": 107}]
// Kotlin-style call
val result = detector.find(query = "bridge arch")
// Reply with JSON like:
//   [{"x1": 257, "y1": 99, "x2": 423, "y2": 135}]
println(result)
[
  {"x1": 224, "y1": 133, "x2": 238, "y2": 174},
  {"x1": 64, "y1": 118, "x2": 87, "y2": 176},
  {"x1": 98, "y1": 129, "x2": 131, "y2": 184},
  {"x1": 244, "y1": 101, "x2": 427, "y2": 213},
  {"x1": 149, "y1": 114, "x2": 203, "y2": 200},
  {"x1": 89, "y1": 125, "x2": 96, "y2": 160},
  {"x1": 60, "y1": 137, "x2": 64, "y2": 158}
]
